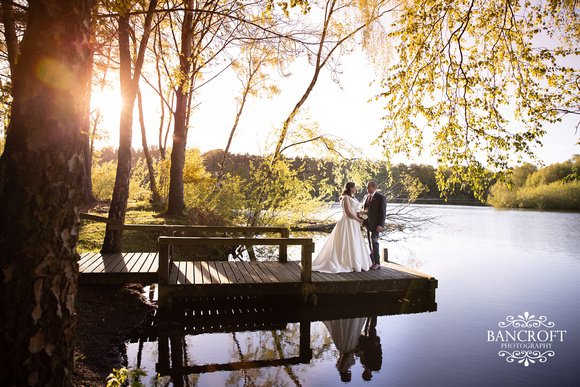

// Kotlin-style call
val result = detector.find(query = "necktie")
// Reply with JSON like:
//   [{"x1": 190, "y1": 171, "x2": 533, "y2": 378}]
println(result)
[{"x1": 367, "y1": 194, "x2": 372, "y2": 205}]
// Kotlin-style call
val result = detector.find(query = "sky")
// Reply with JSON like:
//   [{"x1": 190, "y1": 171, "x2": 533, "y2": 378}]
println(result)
[{"x1": 95, "y1": 48, "x2": 579, "y2": 168}]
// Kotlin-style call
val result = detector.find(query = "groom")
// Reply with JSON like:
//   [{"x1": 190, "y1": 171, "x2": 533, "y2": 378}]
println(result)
[{"x1": 363, "y1": 181, "x2": 387, "y2": 270}]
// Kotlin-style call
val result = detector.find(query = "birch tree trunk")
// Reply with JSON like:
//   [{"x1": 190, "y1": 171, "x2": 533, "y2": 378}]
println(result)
[{"x1": 0, "y1": 1, "x2": 93, "y2": 385}]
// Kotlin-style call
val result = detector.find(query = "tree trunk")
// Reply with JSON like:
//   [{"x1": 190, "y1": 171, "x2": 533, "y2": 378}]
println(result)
[
  {"x1": 101, "y1": 0, "x2": 158, "y2": 252},
  {"x1": 166, "y1": 0, "x2": 194, "y2": 216},
  {"x1": 82, "y1": 51, "x2": 97, "y2": 204},
  {"x1": 137, "y1": 88, "x2": 161, "y2": 202},
  {"x1": 0, "y1": 1, "x2": 93, "y2": 385},
  {"x1": 101, "y1": 12, "x2": 135, "y2": 253},
  {"x1": 0, "y1": 0, "x2": 19, "y2": 76}
]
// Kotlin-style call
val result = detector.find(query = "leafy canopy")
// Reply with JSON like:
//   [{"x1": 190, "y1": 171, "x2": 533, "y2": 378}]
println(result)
[{"x1": 376, "y1": 0, "x2": 580, "y2": 199}]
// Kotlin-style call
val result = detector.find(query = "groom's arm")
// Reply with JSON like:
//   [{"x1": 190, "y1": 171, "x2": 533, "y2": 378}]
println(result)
[{"x1": 377, "y1": 194, "x2": 387, "y2": 231}]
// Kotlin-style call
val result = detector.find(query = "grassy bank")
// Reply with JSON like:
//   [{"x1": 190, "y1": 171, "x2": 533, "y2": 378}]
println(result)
[{"x1": 78, "y1": 200, "x2": 193, "y2": 253}]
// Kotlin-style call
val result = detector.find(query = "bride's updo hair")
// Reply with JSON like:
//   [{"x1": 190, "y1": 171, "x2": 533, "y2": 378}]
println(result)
[{"x1": 339, "y1": 182, "x2": 356, "y2": 201}]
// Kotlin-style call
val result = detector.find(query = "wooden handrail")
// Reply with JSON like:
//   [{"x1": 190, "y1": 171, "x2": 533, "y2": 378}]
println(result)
[
  {"x1": 79, "y1": 212, "x2": 123, "y2": 225},
  {"x1": 157, "y1": 236, "x2": 314, "y2": 285},
  {"x1": 80, "y1": 213, "x2": 286, "y2": 233},
  {"x1": 80, "y1": 212, "x2": 290, "y2": 261},
  {"x1": 157, "y1": 236, "x2": 313, "y2": 246}
]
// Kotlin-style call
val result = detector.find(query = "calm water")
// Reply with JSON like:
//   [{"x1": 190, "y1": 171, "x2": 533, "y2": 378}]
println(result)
[{"x1": 127, "y1": 205, "x2": 580, "y2": 386}]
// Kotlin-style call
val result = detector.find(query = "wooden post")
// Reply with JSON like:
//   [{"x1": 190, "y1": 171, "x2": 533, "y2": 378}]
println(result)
[
  {"x1": 157, "y1": 334, "x2": 170, "y2": 375},
  {"x1": 279, "y1": 228, "x2": 289, "y2": 263},
  {"x1": 382, "y1": 247, "x2": 389, "y2": 262},
  {"x1": 301, "y1": 243, "x2": 313, "y2": 283},
  {"x1": 158, "y1": 242, "x2": 170, "y2": 285},
  {"x1": 299, "y1": 320, "x2": 313, "y2": 361}
]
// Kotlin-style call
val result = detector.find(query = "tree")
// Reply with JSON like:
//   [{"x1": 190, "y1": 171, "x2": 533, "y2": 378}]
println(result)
[
  {"x1": 214, "y1": 39, "x2": 284, "y2": 189},
  {"x1": 377, "y1": 0, "x2": 580, "y2": 199},
  {"x1": 102, "y1": 0, "x2": 158, "y2": 253},
  {"x1": 246, "y1": 0, "x2": 396, "y2": 227},
  {"x1": 0, "y1": 0, "x2": 94, "y2": 385}
]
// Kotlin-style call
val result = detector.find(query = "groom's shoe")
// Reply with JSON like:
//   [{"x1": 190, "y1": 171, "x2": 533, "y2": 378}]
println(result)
[{"x1": 370, "y1": 263, "x2": 381, "y2": 270}]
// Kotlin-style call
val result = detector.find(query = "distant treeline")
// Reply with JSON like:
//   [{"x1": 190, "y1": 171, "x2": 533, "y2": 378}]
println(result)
[
  {"x1": 95, "y1": 147, "x2": 580, "y2": 211},
  {"x1": 96, "y1": 146, "x2": 481, "y2": 201}
]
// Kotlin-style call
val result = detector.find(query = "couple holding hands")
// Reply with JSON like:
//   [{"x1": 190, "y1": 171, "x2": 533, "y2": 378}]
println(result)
[{"x1": 312, "y1": 181, "x2": 387, "y2": 273}]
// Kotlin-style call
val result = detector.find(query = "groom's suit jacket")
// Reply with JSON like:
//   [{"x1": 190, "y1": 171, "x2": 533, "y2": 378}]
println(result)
[{"x1": 363, "y1": 192, "x2": 387, "y2": 231}]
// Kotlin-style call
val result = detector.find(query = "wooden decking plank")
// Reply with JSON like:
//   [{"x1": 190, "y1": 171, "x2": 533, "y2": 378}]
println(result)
[
  {"x1": 254, "y1": 261, "x2": 280, "y2": 282},
  {"x1": 204, "y1": 261, "x2": 220, "y2": 284},
  {"x1": 386, "y1": 262, "x2": 432, "y2": 278},
  {"x1": 311, "y1": 269, "x2": 337, "y2": 282},
  {"x1": 261, "y1": 262, "x2": 297, "y2": 282},
  {"x1": 124, "y1": 253, "x2": 144, "y2": 272},
  {"x1": 101, "y1": 253, "x2": 126, "y2": 273},
  {"x1": 169, "y1": 262, "x2": 181, "y2": 284},
  {"x1": 107, "y1": 253, "x2": 134, "y2": 273},
  {"x1": 82, "y1": 253, "x2": 106, "y2": 274},
  {"x1": 213, "y1": 262, "x2": 231, "y2": 284},
  {"x1": 207, "y1": 261, "x2": 224, "y2": 284},
  {"x1": 128, "y1": 253, "x2": 149, "y2": 273},
  {"x1": 185, "y1": 260, "x2": 194, "y2": 285},
  {"x1": 220, "y1": 261, "x2": 238, "y2": 284},
  {"x1": 282, "y1": 262, "x2": 303, "y2": 280},
  {"x1": 233, "y1": 262, "x2": 256, "y2": 283},
  {"x1": 87, "y1": 254, "x2": 110, "y2": 274},
  {"x1": 78, "y1": 253, "x2": 101, "y2": 272},
  {"x1": 200, "y1": 261, "x2": 213, "y2": 284},
  {"x1": 118, "y1": 253, "x2": 143, "y2": 272},
  {"x1": 147, "y1": 253, "x2": 159, "y2": 273},
  {"x1": 383, "y1": 265, "x2": 410, "y2": 279},
  {"x1": 250, "y1": 262, "x2": 278, "y2": 283},
  {"x1": 193, "y1": 262, "x2": 204, "y2": 285},
  {"x1": 240, "y1": 261, "x2": 265, "y2": 283},
  {"x1": 177, "y1": 261, "x2": 187, "y2": 285},
  {"x1": 226, "y1": 262, "x2": 249, "y2": 284},
  {"x1": 134, "y1": 253, "x2": 151, "y2": 272}
]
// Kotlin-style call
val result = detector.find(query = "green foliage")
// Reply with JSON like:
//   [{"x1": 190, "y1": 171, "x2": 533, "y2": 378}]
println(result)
[
  {"x1": 511, "y1": 163, "x2": 537, "y2": 188},
  {"x1": 91, "y1": 159, "x2": 117, "y2": 200},
  {"x1": 376, "y1": 0, "x2": 580, "y2": 199},
  {"x1": 106, "y1": 367, "x2": 147, "y2": 387},
  {"x1": 488, "y1": 157, "x2": 580, "y2": 210},
  {"x1": 244, "y1": 156, "x2": 328, "y2": 227}
]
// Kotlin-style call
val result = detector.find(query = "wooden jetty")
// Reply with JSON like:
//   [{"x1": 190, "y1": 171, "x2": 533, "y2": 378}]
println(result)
[{"x1": 78, "y1": 213, "x2": 438, "y2": 311}]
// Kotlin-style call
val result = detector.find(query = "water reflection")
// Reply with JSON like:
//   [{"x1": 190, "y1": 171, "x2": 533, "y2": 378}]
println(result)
[
  {"x1": 127, "y1": 289, "x2": 435, "y2": 386},
  {"x1": 324, "y1": 316, "x2": 381, "y2": 382}
]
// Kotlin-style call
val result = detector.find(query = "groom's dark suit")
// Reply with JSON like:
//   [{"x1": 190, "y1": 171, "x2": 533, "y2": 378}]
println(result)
[{"x1": 363, "y1": 191, "x2": 387, "y2": 265}]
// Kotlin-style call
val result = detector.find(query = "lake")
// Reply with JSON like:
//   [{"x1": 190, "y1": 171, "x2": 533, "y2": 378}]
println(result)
[{"x1": 127, "y1": 204, "x2": 580, "y2": 386}]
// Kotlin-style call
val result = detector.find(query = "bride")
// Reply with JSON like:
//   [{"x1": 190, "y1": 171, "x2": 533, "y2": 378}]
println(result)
[{"x1": 312, "y1": 182, "x2": 372, "y2": 273}]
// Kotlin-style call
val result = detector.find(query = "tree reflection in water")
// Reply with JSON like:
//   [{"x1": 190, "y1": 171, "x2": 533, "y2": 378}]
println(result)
[{"x1": 127, "y1": 290, "x2": 435, "y2": 386}]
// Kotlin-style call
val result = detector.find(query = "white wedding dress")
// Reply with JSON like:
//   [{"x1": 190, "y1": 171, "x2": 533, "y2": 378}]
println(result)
[{"x1": 312, "y1": 196, "x2": 371, "y2": 273}]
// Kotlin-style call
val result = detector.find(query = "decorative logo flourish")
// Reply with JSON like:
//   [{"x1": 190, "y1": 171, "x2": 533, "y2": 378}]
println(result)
[
  {"x1": 498, "y1": 312, "x2": 555, "y2": 329},
  {"x1": 498, "y1": 350, "x2": 555, "y2": 367}
]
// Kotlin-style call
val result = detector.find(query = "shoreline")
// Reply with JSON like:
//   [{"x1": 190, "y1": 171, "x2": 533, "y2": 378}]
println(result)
[{"x1": 73, "y1": 283, "x2": 155, "y2": 386}]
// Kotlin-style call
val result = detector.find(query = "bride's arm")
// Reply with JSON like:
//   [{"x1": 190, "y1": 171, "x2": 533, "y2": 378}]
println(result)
[{"x1": 343, "y1": 197, "x2": 362, "y2": 222}]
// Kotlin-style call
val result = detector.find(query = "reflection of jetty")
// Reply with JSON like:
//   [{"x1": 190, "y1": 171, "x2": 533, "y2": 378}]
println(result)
[
  {"x1": 129, "y1": 288, "x2": 436, "y2": 381},
  {"x1": 79, "y1": 213, "x2": 438, "y2": 312}
]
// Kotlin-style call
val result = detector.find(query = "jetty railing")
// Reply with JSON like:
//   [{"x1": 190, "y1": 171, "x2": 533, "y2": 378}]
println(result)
[
  {"x1": 156, "y1": 235, "x2": 315, "y2": 285},
  {"x1": 79, "y1": 212, "x2": 291, "y2": 261}
]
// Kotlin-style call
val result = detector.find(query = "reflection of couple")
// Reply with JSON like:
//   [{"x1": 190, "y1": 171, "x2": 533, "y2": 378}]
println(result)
[
  {"x1": 324, "y1": 316, "x2": 382, "y2": 382},
  {"x1": 312, "y1": 181, "x2": 387, "y2": 273}
]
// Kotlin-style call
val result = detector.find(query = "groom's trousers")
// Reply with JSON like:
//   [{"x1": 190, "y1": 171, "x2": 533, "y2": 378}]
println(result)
[{"x1": 367, "y1": 228, "x2": 380, "y2": 265}]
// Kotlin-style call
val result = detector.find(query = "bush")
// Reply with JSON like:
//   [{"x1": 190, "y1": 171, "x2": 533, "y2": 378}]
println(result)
[
  {"x1": 488, "y1": 180, "x2": 580, "y2": 211},
  {"x1": 92, "y1": 160, "x2": 117, "y2": 200}
]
